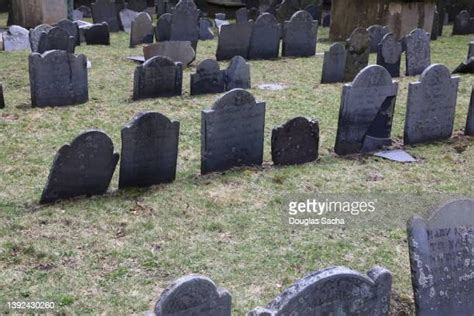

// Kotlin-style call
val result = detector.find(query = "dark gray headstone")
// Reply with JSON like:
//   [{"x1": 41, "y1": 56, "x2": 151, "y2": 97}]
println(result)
[
  {"x1": 84, "y1": 22, "x2": 110, "y2": 45},
  {"x1": 282, "y1": 10, "x2": 317, "y2": 57},
  {"x1": 128, "y1": 0, "x2": 148, "y2": 12},
  {"x1": 225, "y1": 56, "x2": 251, "y2": 90},
  {"x1": 249, "y1": 13, "x2": 281, "y2": 60},
  {"x1": 169, "y1": 0, "x2": 200, "y2": 46},
  {"x1": 343, "y1": 27, "x2": 370, "y2": 82},
  {"x1": 404, "y1": 64, "x2": 459, "y2": 145},
  {"x1": 129, "y1": 12, "x2": 154, "y2": 47},
  {"x1": 29, "y1": 50, "x2": 88, "y2": 107},
  {"x1": 133, "y1": 55, "x2": 183, "y2": 100},
  {"x1": 191, "y1": 59, "x2": 226, "y2": 95},
  {"x1": 0, "y1": 83, "x2": 4, "y2": 109},
  {"x1": 335, "y1": 65, "x2": 398, "y2": 155},
  {"x1": 276, "y1": 0, "x2": 299, "y2": 23},
  {"x1": 78, "y1": 5, "x2": 92, "y2": 18},
  {"x1": 367, "y1": 25, "x2": 389, "y2": 53},
  {"x1": 29, "y1": 24, "x2": 53, "y2": 53},
  {"x1": 156, "y1": 13, "x2": 172, "y2": 41},
  {"x1": 91, "y1": 0, "x2": 121, "y2": 32},
  {"x1": 304, "y1": 4, "x2": 320, "y2": 22},
  {"x1": 465, "y1": 87, "x2": 474, "y2": 136},
  {"x1": 376, "y1": 32, "x2": 402, "y2": 77},
  {"x1": 143, "y1": 41, "x2": 195, "y2": 65},
  {"x1": 201, "y1": 89, "x2": 265, "y2": 174},
  {"x1": 431, "y1": 10, "x2": 439, "y2": 40},
  {"x1": 321, "y1": 42, "x2": 346, "y2": 84},
  {"x1": 271, "y1": 117, "x2": 319, "y2": 166},
  {"x1": 199, "y1": 18, "x2": 214, "y2": 40},
  {"x1": 120, "y1": 8, "x2": 140, "y2": 33},
  {"x1": 119, "y1": 112, "x2": 180, "y2": 189},
  {"x1": 37, "y1": 26, "x2": 76, "y2": 54},
  {"x1": 405, "y1": 28, "x2": 431, "y2": 76},
  {"x1": 322, "y1": 12, "x2": 330, "y2": 27},
  {"x1": 452, "y1": 57, "x2": 474, "y2": 74},
  {"x1": 236, "y1": 7, "x2": 249, "y2": 23},
  {"x1": 453, "y1": 10, "x2": 471, "y2": 35},
  {"x1": 40, "y1": 130, "x2": 119, "y2": 204},
  {"x1": 468, "y1": 41, "x2": 474, "y2": 59},
  {"x1": 56, "y1": 19, "x2": 81, "y2": 46},
  {"x1": 408, "y1": 199, "x2": 474, "y2": 316},
  {"x1": 155, "y1": 275, "x2": 232, "y2": 316},
  {"x1": 248, "y1": 266, "x2": 392, "y2": 316},
  {"x1": 3, "y1": 25, "x2": 30, "y2": 51},
  {"x1": 216, "y1": 22, "x2": 253, "y2": 61}
]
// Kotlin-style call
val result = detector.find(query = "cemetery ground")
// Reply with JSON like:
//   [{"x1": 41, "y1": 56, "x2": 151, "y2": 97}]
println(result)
[{"x1": 1, "y1": 13, "x2": 473, "y2": 314}]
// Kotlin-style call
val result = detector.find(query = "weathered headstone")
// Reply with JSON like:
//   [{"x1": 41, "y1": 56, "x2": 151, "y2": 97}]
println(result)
[
  {"x1": 465, "y1": 87, "x2": 474, "y2": 136},
  {"x1": 120, "y1": 8, "x2": 140, "y2": 33},
  {"x1": 468, "y1": 41, "x2": 474, "y2": 59},
  {"x1": 143, "y1": 41, "x2": 195, "y2": 65},
  {"x1": 155, "y1": 13, "x2": 172, "y2": 42},
  {"x1": 453, "y1": 10, "x2": 471, "y2": 35},
  {"x1": 216, "y1": 22, "x2": 253, "y2": 61},
  {"x1": 431, "y1": 10, "x2": 439, "y2": 40},
  {"x1": 271, "y1": 117, "x2": 319, "y2": 166},
  {"x1": 282, "y1": 10, "x2": 317, "y2": 58},
  {"x1": 248, "y1": 266, "x2": 392, "y2": 316},
  {"x1": 84, "y1": 23, "x2": 110, "y2": 45},
  {"x1": 191, "y1": 59, "x2": 226, "y2": 95},
  {"x1": 335, "y1": 65, "x2": 398, "y2": 155},
  {"x1": 29, "y1": 24, "x2": 53, "y2": 52},
  {"x1": 119, "y1": 112, "x2": 180, "y2": 189},
  {"x1": 91, "y1": 0, "x2": 121, "y2": 32},
  {"x1": 73, "y1": 9, "x2": 84, "y2": 21},
  {"x1": 276, "y1": 0, "x2": 300, "y2": 23},
  {"x1": 377, "y1": 32, "x2": 402, "y2": 78},
  {"x1": 3, "y1": 25, "x2": 30, "y2": 51},
  {"x1": 408, "y1": 199, "x2": 474, "y2": 316},
  {"x1": 129, "y1": 12, "x2": 154, "y2": 47},
  {"x1": 405, "y1": 28, "x2": 431, "y2": 76},
  {"x1": 304, "y1": 4, "x2": 320, "y2": 22},
  {"x1": 0, "y1": 83, "x2": 4, "y2": 109},
  {"x1": 199, "y1": 18, "x2": 214, "y2": 40},
  {"x1": 37, "y1": 27, "x2": 76, "y2": 54},
  {"x1": 367, "y1": 25, "x2": 389, "y2": 53},
  {"x1": 248, "y1": 13, "x2": 281, "y2": 60},
  {"x1": 343, "y1": 27, "x2": 370, "y2": 82},
  {"x1": 236, "y1": 7, "x2": 249, "y2": 23},
  {"x1": 133, "y1": 56, "x2": 183, "y2": 100},
  {"x1": 154, "y1": 275, "x2": 232, "y2": 316},
  {"x1": 321, "y1": 42, "x2": 346, "y2": 84},
  {"x1": 169, "y1": 0, "x2": 200, "y2": 48},
  {"x1": 225, "y1": 56, "x2": 251, "y2": 90},
  {"x1": 128, "y1": 0, "x2": 148, "y2": 12},
  {"x1": 29, "y1": 50, "x2": 88, "y2": 107},
  {"x1": 201, "y1": 89, "x2": 265, "y2": 174},
  {"x1": 56, "y1": 19, "x2": 80, "y2": 46},
  {"x1": 78, "y1": 5, "x2": 92, "y2": 18},
  {"x1": 404, "y1": 64, "x2": 459, "y2": 145}
]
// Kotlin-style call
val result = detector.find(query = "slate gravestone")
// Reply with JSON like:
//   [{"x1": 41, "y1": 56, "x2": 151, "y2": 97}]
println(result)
[
  {"x1": 431, "y1": 10, "x2": 439, "y2": 40},
  {"x1": 56, "y1": 19, "x2": 80, "y2": 46},
  {"x1": 91, "y1": 0, "x2": 121, "y2": 32},
  {"x1": 405, "y1": 28, "x2": 431, "y2": 76},
  {"x1": 408, "y1": 199, "x2": 474, "y2": 316},
  {"x1": 154, "y1": 275, "x2": 232, "y2": 316},
  {"x1": 128, "y1": 0, "x2": 147, "y2": 12},
  {"x1": 199, "y1": 18, "x2": 214, "y2": 40},
  {"x1": 37, "y1": 27, "x2": 76, "y2": 54},
  {"x1": 236, "y1": 7, "x2": 249, "y2": 23},
  {"x1": 191, "y1": 59, "x2": 226, "y2": 95},
  {"x1": 129, "y1": 12, "x2": 154, "y2": 47},
  {"x1": 29, "y1": 50, "x2": 89, "y2": 107},
  {"x1": 276, "y1": 0, "x2": 299, "y2": 23},
  {"x1": 155, "y1": 13, "x2": 172, "y2": 41},
  {"x1": 249, "y1": 13, "x2": 281, "y2": 60},
  {"x1": 465, "y1": 87, "x2": 474, "y2": 136},
  {"x1": 271, "y1": 117, "x2": 319, "y2": 166},
  {"x1": 321, "y1": 42, "x2": 346, "y2": 84},
  {"x1": 452, "y1": 57, "x2": 474, "y2": 74},
  {"x1": 133, "y1": 56, "x2": 183, "y2": 100},
  {"x1": 29, "y1": 24, "x2": 53, "y2": 53},
  {"x1": 3, "y1": 25, "x2": 30, "y2": 51},
  {"x1": 119, "y1": 112, "x2": 180, "y2": 189},
  {"x1": 453, "y1": 10, "x2": 471, "y2": 35},
  {"x1": 377, "y1": 32, "x2": 402, "y2": 77},
  {"x1": 335, "y1": 65, "x2": 398, "y2": 155},
  {"x1": 169, "y1": 0, "x2": 200, "y2": 47},
  {"x1": 247, "y1": 266, "x2": 392, "y2": 316},
  {"x1": 282, "y1": 11, "x2": 317, "y2": 58},
  {"x1": 225, "y1": 56, "x2": 251, "y2": 90},
  {"x1": 216, "y1": 22, "x2": 253, "y2": 61},
  {"x1": 367, "y1": 25, "x2": 389, "y2": 53},
  {"x1": 201, "y1": 89, "x2": 265, "y2": 174},
  {"x1": 304, "y1": 4, "x2": 320, "y2": 22},
  {"x1": 40, "y1": 130, "x2": 118, "y2": 204},
  {"x1": 343, "y1": 27, "x2": 370, "y2": 82},
  {"x1": 84, "y1": 23, "x2": 110, "y2": 45},
  {"x1": 120, "y1": 8, "x2": 139, "y2": 33},
  {"x1": 0, "y1": 84, "x2": 4, "y2": 109},
  {"x1": 468, "y1": 42, "x2": 474, "y2": 59},
  {"x1": 143, "y1": 41, "x2": 195, "y2": 65},
  {"x1": 404, "y1": 64, "x2": 459, "y2": 145},
  {"x1": 78, "y1": 5, "x2": 92, "y2": 18}
]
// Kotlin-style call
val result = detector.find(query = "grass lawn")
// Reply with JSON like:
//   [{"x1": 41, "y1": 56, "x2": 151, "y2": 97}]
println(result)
[{"x1": 0, "y1": 13, "x2": 473, "y2": 314}]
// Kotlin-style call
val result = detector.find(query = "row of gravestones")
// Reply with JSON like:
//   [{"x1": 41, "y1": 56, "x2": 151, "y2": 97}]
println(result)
[
  {"x1": 452, "y1": 10, "x2": 474, "y2": 35},
  {"x1": 142, "y1": 198, "x2": 474, "y2": 316}
]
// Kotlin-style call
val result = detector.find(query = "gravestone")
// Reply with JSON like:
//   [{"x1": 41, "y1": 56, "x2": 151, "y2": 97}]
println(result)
[
  {"x1": 201, "y1": 89, "x2": 265, "y2": 174},
  {"x1": 248, "y1": 266, "x2": 392, "y2": 316},
  {"x1": 169, "y1": 0, "x2": 200, "y2": 47},
  {"x1": 405, "y1": 28, "x2": 431, "y2": 76},
  {"x1": 404, "y1": 64, "x2": 459, "y2": 145},
  {"x1": 367, "y1": 25, "x2": 389, "y2": 53},
  {"x1": 155, "y1": 275, "x2": 232, "y2": 316},
  {"x1": 271, "y1": 117, "x2": 319, "y2": 166},
  {"x1": 120, "y1": 8, "x2": 140, "y2": 33},
  {"x1": 282, "y1": 11, "x2": 317, "y2": 58},
  {"x1": 216, "y1": 22, "x2": 253, "y2": 61},
  {"x1": 0, "y1": 84, "x2": 4, "y2": 109},
  {"x1": 465, "y1": 87, "x2": 474, "y2": 136},
  {"x1": 248, "y1": 8, "x2": 260, "y2": 21},
  {"x1": 155, "y1": 13, "x2": 172, "y2": 42},
  {"x1": 248, "y1": 13, "x2": 281, "y2": 60},
  {"x1": 29, "y1": 24, "x2": 53, "y2": 53},
  {"x1": 276, "y1": 0, "x2": 300, "y2": 23},
  {"x1": 191, "y1": 59, "x2": 226, "y2": 95},
  {"x1": 133, "y1": 56, "x2": 183, "y2": 100},
  {"x1": 119, "y1": 112, "x2": 180, "y2": 189},
  {"x1": 343, "y1": 27, "x2": 370, "y2": 82},
  {"x1": 91, "y1": 0, "x2": 121, "y2": 32},
  {"x1": 468, "y1": 42, "x2": 474, "y2": 59},
  {"x1": 40, "y1": 130, "x2": 119, "y2": 204},
  {"x1": 225, "y1": 56, "x2": 251, "y2": 90},
  {"x1": 78, "y1": 5, "x2": 92, "y2": 18},
  {"x1": 29, "y1": 50, "x2": 88, "y2": 107},
  {"x1": 84, "y1": 23, "x2": 110, "y2": 45},
  {"x1": 431, "y1": 10, "x2": 439, "y2": 40},
  {"x1": 236, "y1": 7, "x2": 249, "y2": 23},
  {"x1": 321, "y1": 42, "x2": 346, "y2": 84},
  {"x1": 3, "y1": 25, "x2": 30, "y2": 51},
  {"x1": 56, "y1": 19, "x2": 80, "y2": 46},
  {"x1": 453, "y1": 10, "x2": 471, "y2": 35},
  {"x1": 215, "y1": 13, "x2": 226, "y2": 20},
  {"x1": 452, "y1": 57, "x2": 474, "y2": 74},
  {"x1": 129, "y1": 12, "x2": 154, "y2": 47},
  {"x1": 73, "y1": 9, "x2": 84, "y2": 21},
  {"x1": 128, "y1": 0, "x2": 147, "y2": 12},
  {"x1": 37, "y1": 27, "x2": 76, "y2": 54},
  {"x1": 322, "y1": 12, "x2": 330, "y2": 27},
  {"x1": 408, "y1": 199, "x2": 474, "y2": 316},
  {"x1": 377, "y1": 32, "x2": 402, "y2": 77},
  {"x1": 199, "y1": 18, "x2": 214, "y2": 40},
  {"x1": 143, "y1": 41, "x2": 195, "y2": 65},
  {"x1": 304, "y1": 4, "x2": 320, "y2": 22},
  {"x1": 335, "y1": 65, "x2": 398, "y2": 155}
]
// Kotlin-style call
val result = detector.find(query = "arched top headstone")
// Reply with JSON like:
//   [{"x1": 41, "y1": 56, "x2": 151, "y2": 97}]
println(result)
[
  {"x1": 143, "y1": 55, "x2": 176, "y2": 68},
  {"x1": 380, "y1": 32, "x2": 402, "y2": 64},
  {"x1": 457, "y1": 10, "x2": 470, "y2": 19},
  {"x1": 30, "y1": 49, "x2": 85, "y2": 64},
  {"x1": 347, "y1": 27, "x2": 369, "y2": 52},
  {"x1": 288, "y1": 10, "x2": 313, "y2": 24},
  {"x1": 197, "y1": 59, "x2": 220, "y2": 74},
  {"x1": 426, "y1": 198, "x2": 474, "y2": 228},
  {"x1": 123, "y1": 112, "x2": 177, "y2": 131},
  {"x1": 255, "y1": 12, "x2": 278, "y2": 25},
  {"x1": 419, "y1": 63, "x2": 452, "y2": 87},
  {"x1": 406, "y1": 28, "x2": 429, "y2": 42},
  {"x1": 329, "y1": 42, "x2": 345, "y2": 54},
  {"x1": 174, "y1": 0, "x2": 198, "y2": 12},
  {"x1": 351, "y1": 65, "x2": 394, "y2": 88},
  {"x1": 30, "y1": 24, "x2": 53, "y2": 51},
  {"x1": 134, "y1": 11, "x2": 152, "y2": 24},
  {"x1": 212, "y1": 88, "x2": 256, "y2": 111}
]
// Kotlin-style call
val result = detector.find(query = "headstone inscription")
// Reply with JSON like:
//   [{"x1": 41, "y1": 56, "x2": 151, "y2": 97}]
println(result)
[
  {"x1": 405, "y1": 28, "x2": 431, "y2": 76},
  {"x1": 248, "y1": 13, "x2": 281, "y2": 60},
  {"x1": 225, "y1": 56, "x2": 251, "y2": 90},
  {"x1": 29, "y1": 24, "x2": 53, "y2": 53},
  {"x1": 91, "y1": 0, "x2": 121, "y2": 32},
  {"x1": 56, "y1": 19, "x2": 81, "y2": 46},
  {"x1": 84, "y1": 22, "x2": 110, "y2": 45},
  {"x1": 37, "y1": 27, "x2": 76, "y2": 54},
  {"x1": 216, "y1": 22, "x2": 253, "y2": 61},
  {"x1": 377, "y1": 32, "x2": 402, "y2": 77},
  {"x1": 3, "y1": 25, "x2": 30, "y2": 52},
  {"x1": 367, "y1": 25, "x2": 389, "y2": 53},
  {"x1": 282, "y1": 10, "x2": 317, "y2": 58},
  {"x1": 321, "y1": 42, "x2": 346, "y2": 84},
  {"x1": 191, "y1": 59, "x2": 226, "y2": 95},
  {"x1": 466, "y1": 87, "x2": 474, "y2": 136},
  {"x1": 129, "y1": 12, "x2": 154, "y2": 47},
  {"x1": 343, "y1": 27, "x2": 370, "y2": 82},
  {"x1": 143, "y1": 41, "x2": 195, "y2": 65}
]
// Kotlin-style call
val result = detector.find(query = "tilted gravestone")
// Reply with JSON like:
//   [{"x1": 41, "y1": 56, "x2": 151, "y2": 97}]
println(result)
[
  {"x1": 282, "y1": 10, "x2": 317, "y2": 58},
  {"x1": 154, "y1": 275, "x2": 232, "y2": 316},
  {"x1": 343, "y1": 27, "x2": 370, "y2": 82},
  {"x1": 216, "y1": 22, "x2": 253, "y2": 61},
  {"x1": 199, "y1": 18, "x2": 214, "y2": 40},
  {"x1": 321, "y1": 42, "x2": 346, "y2": 84},
  {"x1": 129, "y1": 12, "x2": 154, "y2": 47},
  {"x1": 143, "y1": 41, "x2": 195, "y2": 65},
  {"x1": 29, "y1": 50, "x2": 88, "y2": 107},
  {"x1": 404, "y1": 64, "x2": 459, "y2": 145},
  {"x1": 3, "y1": 25, "x2": 30, "y2": 52},
  {"x1": 155, "y1": 13, "x2": 172, "y2": 42},
  {"x1": 191, "y1": 59, "x2": 226, "y2": 95},
  {"x1": 408, "y1": 199, "x2": 474, "y2": 316},
  {"x1": 377, "y1": 32, "x2": 402, "y2": 77},
  {"x1": 133, "y1": 56, "x2": 183, "y2": 100},
  {"x1": 466, "y1": 87, "x2": 474, "y2": 136},
  {"x1": 119, "y1": 112, "x2": 180, "y2": 189},
  {"x1": 0, "y1": 83, "x2": 4, "y2": 109},
  {"x1": 335, "y1": 65, "x2": 398, "y2": 155},
  {"x1": 201, "y1": 89, "x2": 265, "y2": 174},
  {"x1": 405, "y1": 28, "x2": 431, "y2": 76},
  {"x1": 247, "y1": 266, "x2": 392, "y2": 316},
  {"x1": 127, "y1": 0, "x2": 148, "y2": 12},
  {"x1": 367, "y1": 25, "x2": 390, "y2": 53},
  {"x1": 169, "y1": 0, "x2": 200, "y2": 48},
  {"x1": 431, "y1": 10, "x2": 439, "y2": 40},
  {"x1": 225, "y1": 56, "x2": 251, "y2": 90},
  {"x1": 37, "y1": 27, "x2": 76, "y2": 54},
  {"x1": 40, "y1": 130, "x2": 119, "y2": 204},
  {"x1": 120, "y1": 8, "x2": 139, "y2": 33},
  {"x1": 29, "y1": 24, "x2": 53, "y2": 53},
  {"x1": 236, "y1": 7, "x2": 249, "y2": 23},
  {"x1": 249, "y1": 13, "x2": 281, "y2": 60},
  {"x1": 56, "y1": 19, "x2": 81, "y2": 46},
  {"x1": 453, "y1": 10, "x2": 471, "y2": 35},
  {"x1": 271, "y1": 117, "x2": 319, "y2": 166},
  {"x1": 91, "y1": 0, "x2": 121, "y2": 32},
  {"x1": 84, "y1": 23, "x2": 110, "y2": 45}
]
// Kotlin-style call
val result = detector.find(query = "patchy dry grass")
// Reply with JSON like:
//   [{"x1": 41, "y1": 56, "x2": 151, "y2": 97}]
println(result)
[{"x1": 0, "y1": 13, "x2": 473, "y2": 314}]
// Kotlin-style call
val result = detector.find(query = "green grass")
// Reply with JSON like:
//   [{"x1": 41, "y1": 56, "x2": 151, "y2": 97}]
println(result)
[{"x1": 0, "y1": 14, "x2": 473, "y2": 314}]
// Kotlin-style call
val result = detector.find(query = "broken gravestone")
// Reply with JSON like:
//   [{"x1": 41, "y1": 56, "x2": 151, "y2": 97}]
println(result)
[
  {"x1": 405, "y1": 28, "x2": 431, "y2": 76},
  {"x1": 465, "y1": 87, "x2": 474, "y2": 136},
  {"x1": 216, "y1": 22, "x2": 253, "y2": 61},
  {"x1": 143, "y1": 41, "x2": 195, "y2": 65},
  {"x1": 84, "y1": 23, "x2": 110, "y2": 45},
  {"x1": 248, "y1": 13, "x2": 281, "y2": 60},
  {"x1": 282, "y1": 10, "x2": 317, "y2": 58},
  {"x1": 377, "y1": 32, "x2": 402, "y2": 77},
  {"x1": 367, "y1": 25, "x2": 390, "y2": 53},
  {"x1": 225, "y1": 56, "x2": 251, "y2": 90},
  {"x1": 191, "y1": 59, "x2": 226, "y2": 95},
  {"x1": 321, "y1": 42, "x2": 346, "y2": 84},
  {"x1": 129, "y1": 12, "x2": 154, "y2": 47},
  {"x1": 344, "y1": 27, "x2": 370, "y2": 82},
  {"x1": 37, "y1": 27, "x2": 76, "y2": 54},
  {"x1": 3, "y1": 25, "x2": 30, "y2": 51}
]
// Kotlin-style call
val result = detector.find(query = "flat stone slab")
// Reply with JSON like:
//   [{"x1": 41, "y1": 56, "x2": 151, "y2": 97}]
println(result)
[
  {"x1": 143, "y1": 41, "x2": 195, "y2": 66},
  {"x1": 257, "y1": 83, "x2": 288, "y2": 90},
  {"x1": 373, "y1": 150, "x2": 416, "y2": 163}
]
